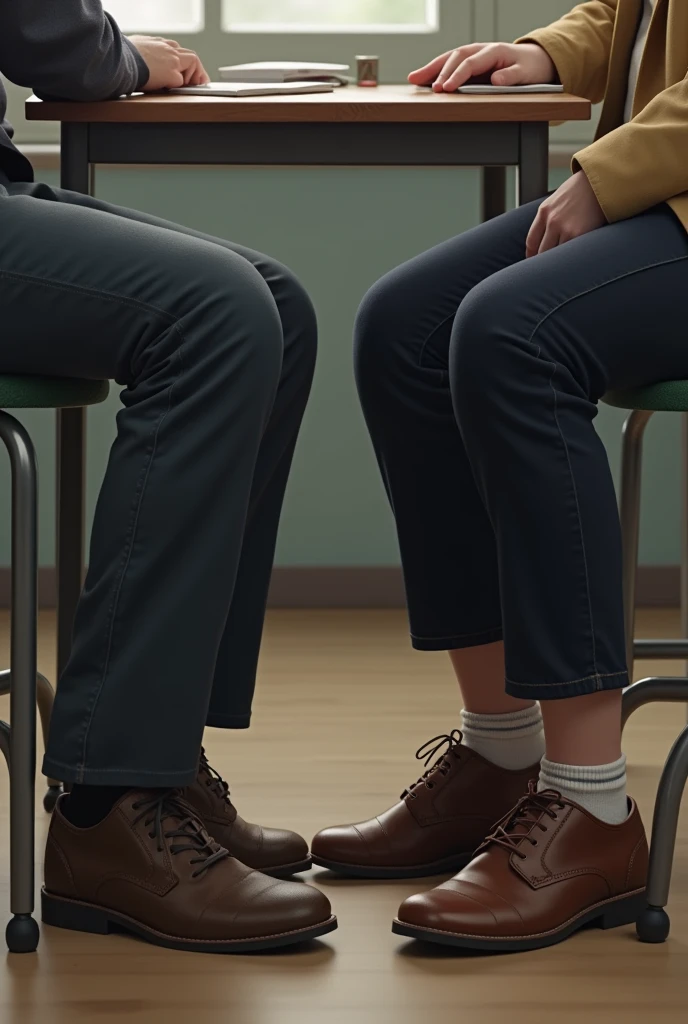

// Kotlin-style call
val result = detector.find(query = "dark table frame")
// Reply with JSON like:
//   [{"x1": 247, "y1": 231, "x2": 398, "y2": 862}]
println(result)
[{"x1": 55, "y1": 116, "x2": 550, "y2": 677}]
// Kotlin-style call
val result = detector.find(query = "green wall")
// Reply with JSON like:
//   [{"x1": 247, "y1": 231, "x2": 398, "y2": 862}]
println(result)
[{"x1": 0, "y1": 0, "x2": 682, "y2": 567}]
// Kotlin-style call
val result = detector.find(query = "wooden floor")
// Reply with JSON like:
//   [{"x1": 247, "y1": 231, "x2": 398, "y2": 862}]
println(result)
[{"x1": 0, "y1": 608, "x2": 686, "y2": 1024}]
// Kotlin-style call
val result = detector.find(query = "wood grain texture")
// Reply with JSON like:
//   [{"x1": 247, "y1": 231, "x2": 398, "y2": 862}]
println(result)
[
  {"x1": 0, "y1": 607, "x2": 685, "y2": 1023},
  {"x1": 26, "y1": 86, "x2": 591, "y2": 125}
]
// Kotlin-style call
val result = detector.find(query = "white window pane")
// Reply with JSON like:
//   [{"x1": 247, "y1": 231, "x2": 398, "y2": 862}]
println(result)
[
  {"x1": 223, "y1": 0, "x2": 438, "y2": 33},
  {"x1": 106, "y1": 0, "x2": 204, "y2": 34}
]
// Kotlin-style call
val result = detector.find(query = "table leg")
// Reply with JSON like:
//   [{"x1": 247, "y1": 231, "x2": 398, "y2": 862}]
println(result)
[
  {"x1": 56, "y1": 125, "x2": 90, "y2": 680},
  {"x1": 517, "y1": 122, "x2": 550, "y2": 207},
  {"x1": 481, "y1": 167, "x2": 508, "y2": 222}
]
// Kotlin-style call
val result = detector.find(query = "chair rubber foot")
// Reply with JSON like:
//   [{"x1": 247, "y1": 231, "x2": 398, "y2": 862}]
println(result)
[
  {"x1": 636, "y1": 906, "x2": 670, "y2": 944},
  {"x1": 43, "y1": 785, "x2": 63, "y2": 812},
  {"x1": 6, "y1": 914, "x2": 39, "y2": 953}
]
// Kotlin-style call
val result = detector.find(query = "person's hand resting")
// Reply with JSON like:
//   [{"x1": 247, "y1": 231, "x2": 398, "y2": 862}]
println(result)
[
  {"x1": 409, "y1": 42, "x2": 556, "y2": 93},
  {"x1": 525, "y1": 171, "x2": 607, "y2": 258},
  {"x1": 128, "y1": 36, "x2": 210, "y2": 91}
]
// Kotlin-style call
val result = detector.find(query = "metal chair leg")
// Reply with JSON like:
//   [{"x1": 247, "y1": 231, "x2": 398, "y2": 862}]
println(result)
[
  {"x1": 619, "y1": 410, "x2": 653, "y2": 677},
  {"x1": 0, "y1": 411, "x2": 40, "y2": 953},
  {"x1": 636, "y1": 725, "x2": 688, "y2": 943},
  {"x1": 0, "y1": 667, "x2": 61, "y2": 808},
  {"x1": 622, "y1": 676, "x2": 688, "y2": 729}
]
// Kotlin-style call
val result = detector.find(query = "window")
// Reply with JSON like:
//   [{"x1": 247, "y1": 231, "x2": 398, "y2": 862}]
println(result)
[
  {"x1": 223, "y1": 1, "x2": 438, "y2": 33},
  {"x1": 105, "y1": 0, "x2": 204, "y2": 34}
]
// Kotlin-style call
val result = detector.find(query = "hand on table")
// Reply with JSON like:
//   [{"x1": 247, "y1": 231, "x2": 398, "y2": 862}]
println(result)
[
  {"x1": 526, "y1": 171, "x2": 607, "y2": 258},
  {"x1": 408, "y1": 42, "x2": 556, "y2": 93},
  {"x1": 128, "y1": 36, "x2": 210, "y2": 91}
]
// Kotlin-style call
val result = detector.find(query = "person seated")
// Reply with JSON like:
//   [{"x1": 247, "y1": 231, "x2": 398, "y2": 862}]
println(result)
[
  {"x1": 1, "y1": 2, "x2": 334, "y2": 952},
  {"x1": 314, "y1": 0, "x2": 684, "y2": 953}
]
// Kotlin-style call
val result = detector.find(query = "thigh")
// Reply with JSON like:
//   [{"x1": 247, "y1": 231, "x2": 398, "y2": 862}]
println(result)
[
  {"x1": 356, "y1": 198, "x2": 542, "y2": 371},
  {"x1": 9, "y1": 180, "x2": 314, "y2": 343},
  {"x1": 452, "y1": 203, "x2": 688, "y2": 397},
  {"x1": 0, "y1": 184, "x2": 276, "y2": 383}
]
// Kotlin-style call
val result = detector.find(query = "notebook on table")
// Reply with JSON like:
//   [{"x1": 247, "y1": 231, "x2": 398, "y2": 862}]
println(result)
[
  {"x1": 219, "y1": 62, "x2": 351, "y2": 86},
  {"x1": 168, "y1": 81, "x2": 336, "y2": 98}
]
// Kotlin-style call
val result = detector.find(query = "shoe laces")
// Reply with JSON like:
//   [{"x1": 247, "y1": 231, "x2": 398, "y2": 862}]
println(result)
[
  {"x1": 198, "y1": 747, "x2": 237, "y2": 810},
  {"x1": 131, "y1": 790, "x2": 230, "y2": 878},
  {"x1": 401, "y1": 729, "x2": 463, "y2": 800},
  {"x1": 478, "y1": 781, "x2": 566, "y2": 859}
]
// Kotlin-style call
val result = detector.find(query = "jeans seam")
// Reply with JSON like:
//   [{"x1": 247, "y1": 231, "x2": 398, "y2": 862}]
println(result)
[
  {"x1": 526, "y1": 251, "x2": 688, "y2": 686},
  {"x1": 46, "y1": 757, "x2": 198, "y2": 777},
  {"x1": 76, "y1": 321, "x2": 187, "y2": 779},
  {"x1": 0, "y1": 267, "x2": 180, "y2": 324},
  {"x1": 411, "y1": 625, "x2": 502, "y2": 642},
  {"x1": 542, "y1": 352, "x2": 599, "y2": 677},
  {"x1": 506, "y1": 669, "x2": 627, "y2": 689}
]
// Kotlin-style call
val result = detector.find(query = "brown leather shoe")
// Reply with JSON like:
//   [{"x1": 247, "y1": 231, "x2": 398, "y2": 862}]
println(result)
[
  {"x1": 183, "y1": 749, "x2": 311, "y2": 877},
  {"x1": 311, "y1": 730, "x2": 539, "y2": 878},
  {"x1": 393, "y1": 783, "x2": 648, "y2": 951},
  {"x1": 42, "y1": 790, "x2": 336, "y2": 953}
]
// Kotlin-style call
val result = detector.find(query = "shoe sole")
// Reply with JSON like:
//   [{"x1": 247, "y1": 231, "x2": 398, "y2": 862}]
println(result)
[
  {"x1": 41, "y1": 889, "x2": 337, "y2": 953},
  {"x1": 264, "y1": 855, "x2": 313, "y2": 878},
  {"x1": 311, "y1": 852, "x2": 473, "y2": 880},
  {"x1": 392, "y1": 888, "x2": 647, "y2": 952}
]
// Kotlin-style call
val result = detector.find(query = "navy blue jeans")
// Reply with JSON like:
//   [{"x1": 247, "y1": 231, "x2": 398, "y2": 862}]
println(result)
[{"x1": 355, "y1": 199, "x2": 688, "y2": 701}]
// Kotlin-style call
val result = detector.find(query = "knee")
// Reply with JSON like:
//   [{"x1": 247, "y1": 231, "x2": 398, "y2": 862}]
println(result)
[
  {"x1": 354, "y1": 271, "x2": 415, "y2": 400},
  {"x1": 271, "y1": 266, "x2": 318, "y2": 382},
  {"x1": 195, "y1": 249, "x2": 285, "y2": 383},
  {"x1": 449, "y1": 278, "x2": 520, "y2": 415}
]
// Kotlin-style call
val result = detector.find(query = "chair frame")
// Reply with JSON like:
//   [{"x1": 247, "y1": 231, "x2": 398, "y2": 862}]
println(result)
[
  {"x1": 0, "y1": 410, "x2": 41, "y2": 953},
  {"x1": 619, "y1": 408, "x2": 688, "y2": 943}
]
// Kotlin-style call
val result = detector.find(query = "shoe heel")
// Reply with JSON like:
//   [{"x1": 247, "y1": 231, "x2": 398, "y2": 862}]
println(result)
[
  {"x1": 42, "y1": 890, "x2": 112, "y2": 935},
  {"x1": 598, "y1": 892, "x2": 646, "y2": 930}
]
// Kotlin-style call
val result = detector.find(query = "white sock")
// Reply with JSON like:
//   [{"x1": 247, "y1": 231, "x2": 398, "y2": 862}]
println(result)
[
  {"x1": 538, "y1": 755, "x2": 628, "y2": 825},
  {"x1": 460, "y1": 704, "x2": 545, "y2": 771}
]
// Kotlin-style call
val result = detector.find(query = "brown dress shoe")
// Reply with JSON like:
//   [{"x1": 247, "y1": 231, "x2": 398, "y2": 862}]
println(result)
[
  {"x1": 182, "y1": 749, "x2": 311, "y2": 877},
  {"x1": 311, "y1": 730, "x2": 539, "y2": 878},
  {"x1": 393, "y1": 783, "x2": 648, "y2": 952},
  {"x1": 42, "y1": 790, "x2": 336, "y2": 953}
]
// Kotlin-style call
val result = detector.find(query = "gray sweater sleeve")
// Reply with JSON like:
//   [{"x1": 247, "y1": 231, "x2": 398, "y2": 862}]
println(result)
[{"x1": 0, "y1": 2, "x2": 149, "y2": 100}]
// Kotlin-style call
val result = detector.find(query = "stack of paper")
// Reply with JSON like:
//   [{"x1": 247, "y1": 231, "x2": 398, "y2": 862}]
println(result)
[{"x1": 219, "y1": 62, "x2": 351, "y2": 86}]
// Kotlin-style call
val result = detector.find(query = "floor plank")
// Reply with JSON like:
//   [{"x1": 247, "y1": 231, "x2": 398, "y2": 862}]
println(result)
[{"x1": 0, "y1": 608, "x2": 686, "y2": 1023}]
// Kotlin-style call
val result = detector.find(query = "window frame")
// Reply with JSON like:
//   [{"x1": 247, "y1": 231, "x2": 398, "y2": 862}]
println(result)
[
  {"x1": 106, "y1": 0, "x2": 205, "y2": 35},
  {"x1": 222, "y1": 0, "x2": 439, "y2": 36}
]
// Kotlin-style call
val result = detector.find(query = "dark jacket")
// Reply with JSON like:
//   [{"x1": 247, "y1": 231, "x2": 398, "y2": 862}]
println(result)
[{"x1": 0, "y1": 1, "x2": 148, "y2": 182}]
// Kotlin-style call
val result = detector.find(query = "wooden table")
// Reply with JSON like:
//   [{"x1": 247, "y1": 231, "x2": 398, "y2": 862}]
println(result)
[{"x1": 26, "y1": 85, "x2": 591, "y2": 677}]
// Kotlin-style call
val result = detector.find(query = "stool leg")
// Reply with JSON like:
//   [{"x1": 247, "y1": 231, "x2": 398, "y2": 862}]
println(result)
[
  {"x1": 0, "y1": 412, "x2": 40, "y2": 953},
  {"x1": 636, "y1": 725, "x2": 688, "y2": 943},
  {"x1": 620, "y1": 410, "x2": 653, "y2": 680},
  {"x1": 622, "y1": 675, "x2": 688, "y2": 729}
]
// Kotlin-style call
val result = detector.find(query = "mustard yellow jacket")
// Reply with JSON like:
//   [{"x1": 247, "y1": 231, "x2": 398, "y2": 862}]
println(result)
[{"x1": 518, "y1": 0, "x2": 688, "y2": 230}]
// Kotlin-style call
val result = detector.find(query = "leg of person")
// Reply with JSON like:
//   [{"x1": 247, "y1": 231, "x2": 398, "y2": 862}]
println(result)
[
  {"x1": 14, "y1": 182, "x2": 319, "y2": 875},
  {"x1": 0, "y1": 179, "x2": 334, "y2": 951},
  {"x1": 396, "y1": 203, "x2": 688, "y2": 951},
  {"x1": 312, "y1": 202, "x2": 548, "y2": 878}
]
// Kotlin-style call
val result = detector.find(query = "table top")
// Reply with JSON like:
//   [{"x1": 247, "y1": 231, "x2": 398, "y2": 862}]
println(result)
[{"x1": 26, "y1": 84, "x2": 591, "y2": 125}]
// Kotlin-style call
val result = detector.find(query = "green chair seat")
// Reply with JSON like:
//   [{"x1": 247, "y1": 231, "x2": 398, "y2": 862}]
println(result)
[
  {"x1": 0, "y1": 375, "x2": 109, "y2": 410},
  {"x1": 604, "y1": 380, "x2": 688, "y2": 413}
]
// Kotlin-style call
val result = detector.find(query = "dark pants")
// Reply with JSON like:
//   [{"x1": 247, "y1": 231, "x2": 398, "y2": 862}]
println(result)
[
  {"x1": 355, "y1": 199, "x2": 688, "y2": 701},
  {"x1": 0, "y1": 174, "x2": 316, "y2": 786}
]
